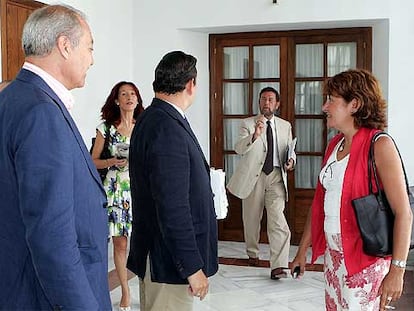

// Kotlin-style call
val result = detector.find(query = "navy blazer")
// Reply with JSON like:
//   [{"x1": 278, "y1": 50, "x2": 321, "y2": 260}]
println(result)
[
  {"x1": 127, "y1": 98, "x2": 218, "y2": 284},
  {"x1": 0, "y1": 69, "x2": 111, "y2": 310}
]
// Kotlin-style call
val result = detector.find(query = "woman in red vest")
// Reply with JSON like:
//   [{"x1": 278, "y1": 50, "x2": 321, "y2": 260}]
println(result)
[{"x1": 291, "y1": 69, "x2": 412, "y2": 311}]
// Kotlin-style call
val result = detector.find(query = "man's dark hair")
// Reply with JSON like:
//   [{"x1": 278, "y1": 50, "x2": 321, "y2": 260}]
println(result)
[
  {"x1": 153, "y1": 51, "x2": 197, "y2": 94},
  {"x1": 259, "y1": 87, "x2": 280, "y2": 102}
]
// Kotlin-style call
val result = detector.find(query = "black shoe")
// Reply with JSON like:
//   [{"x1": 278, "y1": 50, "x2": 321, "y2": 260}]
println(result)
[
  {"x1": 270, "y1": 268, "x2": 288, "y2": 280},
  {"x1": 248, "y1": 257, "x2": 260, "y2": 266}
]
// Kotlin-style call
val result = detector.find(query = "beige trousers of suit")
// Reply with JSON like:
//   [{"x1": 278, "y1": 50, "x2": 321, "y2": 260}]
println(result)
[
  {"x1": 242, "y1": 168, "x2": 291, "y2": 269},
  {"x1": 139, "y1": 259, "x2": 193, "y2": 311}
]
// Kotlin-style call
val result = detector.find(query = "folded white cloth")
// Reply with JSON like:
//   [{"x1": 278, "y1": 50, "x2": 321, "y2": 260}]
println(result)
[{"x1": 210, "y1": 168, "x2": 228, "y2": 220}]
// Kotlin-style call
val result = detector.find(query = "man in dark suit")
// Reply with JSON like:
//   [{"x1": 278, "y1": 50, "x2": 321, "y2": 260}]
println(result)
[
  {"x1": 0, "y1": 5, "x2": 111, "y2": 310},
  {"x1": 127, "y1": 51, "x2": 218, "y2": 310}
]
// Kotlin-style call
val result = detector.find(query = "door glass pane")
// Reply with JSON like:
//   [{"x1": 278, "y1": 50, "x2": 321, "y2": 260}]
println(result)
[
  {"x1": 295, "y1": 81, "x2": 323, "y2": 115},
  {"x1": 327, "y1": 42, "x2": 356, "y2": 77},
  {"x1": 253, "y1": 45, "x2": 280, "y2": 78},
  {"x1": 296, "y1": 44, "x2": 323, "y2": 77},
  {"x1": 295, "y1": 119, "x2": 324, "y2": 152},
  {"x1": 295, "y1": 156, "x2": 322, "y2": 188},
  {"x1": 223, "y1": 47, "x2": 249, "y2": 79},
  {"x1": 225, "y1": 154, "x2": 241, "y2": 183},
  {"x1": 223, "y1": 82, "x2": 248, "y2": 114},
  {"x1": 224, "y1": 119, "x2": 242, "y2": 150},
  {"x1": 252, "y1": 82, "x2": 280, "y2": 115}
]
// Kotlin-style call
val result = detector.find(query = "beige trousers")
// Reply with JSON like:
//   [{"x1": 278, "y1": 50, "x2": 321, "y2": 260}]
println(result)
[
  {"x1": 242, "y1": 168, "x2": 291, "y2": 269},
  {"x1": 139, "y1": 259, "x2": 193, "y2": 311}
]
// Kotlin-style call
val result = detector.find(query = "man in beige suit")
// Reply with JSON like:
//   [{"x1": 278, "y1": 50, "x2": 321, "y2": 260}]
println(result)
[{"x1": 227, "y1": 87, "x2": 295, "y2": 280}]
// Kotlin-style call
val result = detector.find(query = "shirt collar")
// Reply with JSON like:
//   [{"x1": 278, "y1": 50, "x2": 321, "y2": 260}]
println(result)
[
  {"x1": 266, "y1": 116, "x2": 275, "y2": 126},
  {"x1": 23, "y1": 62, "x2": 75, "y2": 111},
  {"x1": 164, "y1": 100, "x2": 186, "y2": 119}
]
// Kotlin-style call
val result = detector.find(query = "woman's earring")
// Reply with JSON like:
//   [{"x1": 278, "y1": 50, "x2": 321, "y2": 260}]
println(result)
[{"x1": 115, "y1": 101, "x2": 119, "y2": 106}]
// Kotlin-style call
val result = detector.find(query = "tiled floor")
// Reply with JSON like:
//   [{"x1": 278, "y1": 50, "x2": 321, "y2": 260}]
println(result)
[{"x1": 109, "y1": 241, "x2": 414, "y2": 310}]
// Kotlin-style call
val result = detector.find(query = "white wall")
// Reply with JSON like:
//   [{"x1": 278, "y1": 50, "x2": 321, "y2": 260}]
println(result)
[
  {"x1": 4, "y1": 0, "x2": 414, "y2": 183},
  {"x1": 42, "y1": 0, "x2": 136, "y2": 144},
  {"x1": 132, "y1": 0, "x2": 414, "y2": 182},
  {"x1": 133, "y1": 0, "x2": 388, "y2": 157}
]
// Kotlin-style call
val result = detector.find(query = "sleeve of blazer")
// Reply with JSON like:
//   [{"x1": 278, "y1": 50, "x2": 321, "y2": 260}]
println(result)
[
  {"x1": 15, "y1": 103, "x2": 98, "y2": 309},
  {"x1": 149, "y1": 118, "x2": 204, "y2": 279}
]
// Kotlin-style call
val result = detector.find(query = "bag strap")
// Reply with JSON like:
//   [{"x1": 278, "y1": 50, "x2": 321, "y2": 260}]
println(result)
[
  {"x1": 369, "y1": 131, "x2": 410, "y2": 197},
  {"x1": 103, "y1": 122, "x2": 111, "y2": 151}
]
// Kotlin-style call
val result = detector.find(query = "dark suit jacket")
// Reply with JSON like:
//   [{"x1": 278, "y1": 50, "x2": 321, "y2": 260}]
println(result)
[
  {"x1": 127, "y1": 98, "x2": 218, "y2": 284},
  {"x1": 0, "y1": 69, "x2": 111, "y2": 310}
]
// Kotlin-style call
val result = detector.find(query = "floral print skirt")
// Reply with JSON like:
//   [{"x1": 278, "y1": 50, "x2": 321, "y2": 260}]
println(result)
[
  {"x1": 104, "y1": 167, "x2": 132, "y2": 237},
  {"x1": 324, "y1": 233, "x2": 390, "y2": 311}
]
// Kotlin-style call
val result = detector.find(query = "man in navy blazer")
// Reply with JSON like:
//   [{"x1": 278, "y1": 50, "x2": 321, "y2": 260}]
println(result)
[
  {"x1": 0, "y1": 5, "x2": 111, "y2": 310},
  {"x1": 127, "y1": 51, "x2": 218, "y2": 310}
]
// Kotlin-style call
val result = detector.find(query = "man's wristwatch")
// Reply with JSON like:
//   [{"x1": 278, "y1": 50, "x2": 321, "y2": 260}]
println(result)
[{"x1": 391, "y1": 259, "x2": 407, "y2": 268}]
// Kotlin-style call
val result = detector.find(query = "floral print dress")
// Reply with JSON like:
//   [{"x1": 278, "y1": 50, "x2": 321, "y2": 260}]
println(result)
[
  {"x1": 319, "y1": 138, "x2": 389, "y2": 310},
  {"x1": 97, "y1": 122, "x2": 132, "y2": 237}
]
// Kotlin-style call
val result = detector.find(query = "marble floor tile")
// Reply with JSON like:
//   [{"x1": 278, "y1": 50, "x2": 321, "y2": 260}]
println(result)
[
  {"x1": 109, "y1": 241, "x2": 413, "y2": 311},
  {"x1": 109, "y1": 241, "x2": 325, "y2": 310}
]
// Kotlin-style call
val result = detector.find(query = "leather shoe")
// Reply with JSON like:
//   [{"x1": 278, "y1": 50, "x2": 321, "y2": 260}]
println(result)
[
  {"x1": 270, "y1": 267, "x2": 287, "y2": 280},
  {"x1": 248, "y1": 257, "x2": 260, "y2": 266}
]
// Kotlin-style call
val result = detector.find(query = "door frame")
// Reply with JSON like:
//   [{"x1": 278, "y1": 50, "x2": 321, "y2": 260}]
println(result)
[{"x1": 1, "y1": 0, "x2": 45, "y2": 80}]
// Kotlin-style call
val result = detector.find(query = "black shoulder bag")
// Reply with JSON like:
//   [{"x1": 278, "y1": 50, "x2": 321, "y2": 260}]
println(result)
[
  {"x1": 90, "y1": 123, "x2": 112, "y2": 182},
  {"x1": 351, "y1": 131, "x2": 414, "y2": 257}
]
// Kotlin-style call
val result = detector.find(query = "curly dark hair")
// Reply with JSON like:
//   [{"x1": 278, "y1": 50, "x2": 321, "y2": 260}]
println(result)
[
  {"x1": 101, "y1": 81, "x2": 144, "y2": 125},
  {"x1": 152, "y1": 51, "x2": 197, "y2": 95},
  {"x1": 323, "y1": 69, "x2": 387, "y2": 130}
]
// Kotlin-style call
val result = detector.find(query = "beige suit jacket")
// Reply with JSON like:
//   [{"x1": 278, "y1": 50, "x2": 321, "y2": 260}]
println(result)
[{"x1": 227, "y1": 115, "x2": 295, "y2": 200}]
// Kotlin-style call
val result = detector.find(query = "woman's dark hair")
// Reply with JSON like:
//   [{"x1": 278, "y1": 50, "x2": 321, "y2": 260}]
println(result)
[
  {"x1": 101, "y1": 81, "x2": 144, "y2": 125},
  {"x1": 152, "y1": 51, "x2": 197, "y2": 95},
  {"x1": 323, "y1": 69, "x2": 387, "y2": 130}
]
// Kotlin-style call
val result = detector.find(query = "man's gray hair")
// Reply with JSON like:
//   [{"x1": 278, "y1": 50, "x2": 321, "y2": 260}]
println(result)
[{"x1": 22, "y1": 5, "x2": 86, "y2": 57}]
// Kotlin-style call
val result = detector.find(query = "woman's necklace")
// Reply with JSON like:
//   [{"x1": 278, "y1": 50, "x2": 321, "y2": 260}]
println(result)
[
  {"x1": 117, "y1": 119, "x2": 135, "y2": 136},
  {"x1": 338, "y1": 139, "x2": 345, "y2": 152}
]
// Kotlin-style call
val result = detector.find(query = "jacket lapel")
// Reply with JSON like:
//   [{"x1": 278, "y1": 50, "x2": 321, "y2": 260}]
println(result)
[{"x1": 274, "y1": 117, "x2": 283, "y2": 164}]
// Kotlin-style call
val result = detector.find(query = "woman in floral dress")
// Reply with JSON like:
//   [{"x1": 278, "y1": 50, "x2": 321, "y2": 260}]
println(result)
[{"x1": 91, "y1": 81, "x2": 144, "y2": 311}]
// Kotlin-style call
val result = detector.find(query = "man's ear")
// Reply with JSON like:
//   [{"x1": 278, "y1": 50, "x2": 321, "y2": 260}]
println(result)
[
  {"x1": 275, "y1": 100, "x2": 281, "y2": 110},
  {"x1": 186, "y1": 78, "x2": 195, "y2": 96},
  {"x1": 57, "y1": 36, "x2": 70, "y2": 60}
]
